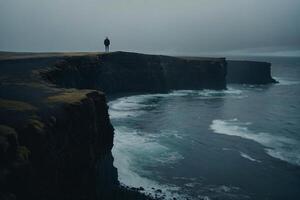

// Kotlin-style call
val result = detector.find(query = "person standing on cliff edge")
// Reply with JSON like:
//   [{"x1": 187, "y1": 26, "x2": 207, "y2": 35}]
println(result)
[{"x1": 104, "y1": 37, "x2": 110, "y2": 52}]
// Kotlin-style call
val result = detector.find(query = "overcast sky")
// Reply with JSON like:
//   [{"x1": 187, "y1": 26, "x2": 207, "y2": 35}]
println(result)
[{"x1": 1, "y1": 0, "x2": 299, "y2": 56}]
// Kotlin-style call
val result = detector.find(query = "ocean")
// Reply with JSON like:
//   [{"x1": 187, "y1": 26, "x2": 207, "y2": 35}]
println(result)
[{"x1": 109, "y1": 56, "x2": 300, "y2": 200}]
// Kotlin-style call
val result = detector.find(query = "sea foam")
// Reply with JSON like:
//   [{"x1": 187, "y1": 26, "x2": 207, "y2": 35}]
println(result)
[
  {"x1": 273, "y1": 77, "x2": 300, "y2": 86},
  {"x1": 239, "y1": 152, "x2": 261, "y2": 163},
  {"x1": 210, "y1": 119, "x2": 300, "y2": 166},
  {"x1": 112, "y1": 126, "x2": 186, "y2": 199},
  {"x1": 109, "y1": 89, "x2": 247, "y2": 199}
]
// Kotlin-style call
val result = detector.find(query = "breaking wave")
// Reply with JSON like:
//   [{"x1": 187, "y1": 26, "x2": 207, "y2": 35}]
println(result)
[
  {"x1": 112, "y1": 126, "x2": 185, "y2": 199},
  {"x1": 239, "y1": 152, "x2": 261, "y2": 163},
  {"x1": 109, "y1": 89, "x2": 245, "y2": 199},
  {"x1": 210, "y1": 119, "x2": 300, "y2": 166}
]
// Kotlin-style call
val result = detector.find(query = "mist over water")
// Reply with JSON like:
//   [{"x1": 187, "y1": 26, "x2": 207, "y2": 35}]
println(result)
[{"x1": 109, "y1": 57, "x2": 300, "y2": 200}]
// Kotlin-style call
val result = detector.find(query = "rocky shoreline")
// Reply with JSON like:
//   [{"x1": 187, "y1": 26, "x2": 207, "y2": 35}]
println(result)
[{"x1": 0, "y1": 52, "x2": 277, "y2": 200}]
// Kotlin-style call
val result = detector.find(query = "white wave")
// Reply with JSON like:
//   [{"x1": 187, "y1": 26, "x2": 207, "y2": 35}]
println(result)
[
  {"x1": 155, "y1": 151, "x2": 184, "y2": 164},
  {"x1": 108, "y1": 109, "x2": 145, "y2": 119},
  {"x1": 197, "y1": 196, "x2": 211, "y2": 200},
  {"x1": 108, "y1": 92, "x2": 188, "y2": 119},
  {"x1": 108, "y1": 91, "x2": 246, "y2": 199},
  {"x1": 273, "y1": 77, "x2": 300, "y2": 86},
  {"x1": 210, "y1": 119, "x2": 300, "y2": 166},
  {"x1": 169, "y1": 90, "x2": 195, "y2": 96},
  {"x1": 109, "y1": 88, "x2": 244, "y2": 119},
  {"x1": 197, "y1": 184, "x2": 245, "y2": 200},
  {"x1": 195, "y1": 88, "x2": 245, "y2": 99},
  {"x1": 217, "y1": 185, "x2": 232, "y2": 193},
  {"x1": 168, "y1": 88, "x2": 244, "y2": 98},
  {"x1": 112, "y1": 126, "x2": 187, "y2": 200},
  {"x1": 109, "y1": 93, "x2": 195, "y2": 199},
  {"x1": 239, "y1": 152, "x2": 261, "y2": 163},
  {"x1": 158, "y1": 129, "x2": 184, "y2": 140},
  {"x1": 108, "y1": 95, "x2": 156, "y2": 119},
  {"x1": 184, "y1": 182, "x2": 198, "y2": 188},
  {"x1": 204, "y1": 87, "x2": 243, "y2": 96}
]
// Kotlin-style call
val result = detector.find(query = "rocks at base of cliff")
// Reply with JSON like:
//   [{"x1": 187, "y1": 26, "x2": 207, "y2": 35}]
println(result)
[
  {"x1": 111, "y1": 186, "x2": 155, "y2": 200},
  {"x1": 227, "y1": 60, "x2": 278, "y2": 84}
]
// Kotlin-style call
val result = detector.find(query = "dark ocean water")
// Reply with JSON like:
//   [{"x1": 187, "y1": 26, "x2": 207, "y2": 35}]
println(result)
[{"x1": 109, "y1": 56, "x2": 300, "y2": 200}]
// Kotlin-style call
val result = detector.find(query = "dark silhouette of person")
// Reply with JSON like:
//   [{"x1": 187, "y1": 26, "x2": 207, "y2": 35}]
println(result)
[{"x1": 104, "y1": 37, "x2": 110, "y2": 52}]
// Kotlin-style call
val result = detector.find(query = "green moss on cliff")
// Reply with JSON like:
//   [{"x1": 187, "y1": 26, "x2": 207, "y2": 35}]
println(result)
[
  {"x1": 46, "y1": 90, "x2": 95, "y2": 104},
  {"x1": 17, "y1": 146, "x2": 31, "y2": 161},
  {"x1": 0, "y1": 125, "x2": 18, "y2": 162},
  {"x1": 0, "y1": 98, "x2": 37, "y2": 111},
  {"x1": 25, "y1": 119, "x2": 44, "y2": 131},
  {"x1": 0, "y1": 125, "x2": 17, "y2": 136}
]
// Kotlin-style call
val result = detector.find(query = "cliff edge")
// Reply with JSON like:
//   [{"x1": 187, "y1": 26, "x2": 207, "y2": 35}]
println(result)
[{"x1": 42, "y1": 51, "x2": 227, "y2": 93}]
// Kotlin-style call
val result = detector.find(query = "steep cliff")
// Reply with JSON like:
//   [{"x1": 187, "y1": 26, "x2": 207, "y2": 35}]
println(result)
[
  {"x1": 227, "y1": 60, "x2": 277, "y2": 84},
  {"x1": 42, "y1": 52, "x2": 227, "y2": 93},
  {"x1": 0, "y1": 90, "x2": 118, "y2": 200},
  {"x1": 0, "y1": 89, "x2": 153, "y2": 200}
]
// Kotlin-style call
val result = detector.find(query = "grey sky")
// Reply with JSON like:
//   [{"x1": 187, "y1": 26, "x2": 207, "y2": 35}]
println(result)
[{"x1": 1, "y1": 0, "x2": 299, "y2": 55}]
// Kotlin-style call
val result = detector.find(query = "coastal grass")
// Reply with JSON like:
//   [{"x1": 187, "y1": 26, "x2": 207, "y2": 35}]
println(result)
[
  {"x1": 47, "y1": 90, "x2": 95, "y2": 104},
  {"x1": 0, "y1": 98, "x2": 37, "y2": 111}
]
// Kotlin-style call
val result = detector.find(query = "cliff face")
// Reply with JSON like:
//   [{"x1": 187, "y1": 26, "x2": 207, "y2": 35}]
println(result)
[
  {"x1": 43, "y1": 91, "x2": 117, "y2": 200},
  {"x1": 0, "y1": 90, "x2": 119, "y2": 200},
  {"x1": 42, "y1": 52, "x2": 227, "y2": 93},
  {"x1": 227, "y1": 60, "x2": 277, "y2": 84}
]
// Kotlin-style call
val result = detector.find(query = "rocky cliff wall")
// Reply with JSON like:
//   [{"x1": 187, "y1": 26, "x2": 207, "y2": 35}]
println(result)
[
  {"x1": 227, "y1": 60, "x2": 277, "y2": 84},
  {"x1": 0, "y1": 90, "x2": 121, "y2": 200},
  {"x1": 42, "y1": 52, "x2": 227, "y2": 93}
]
